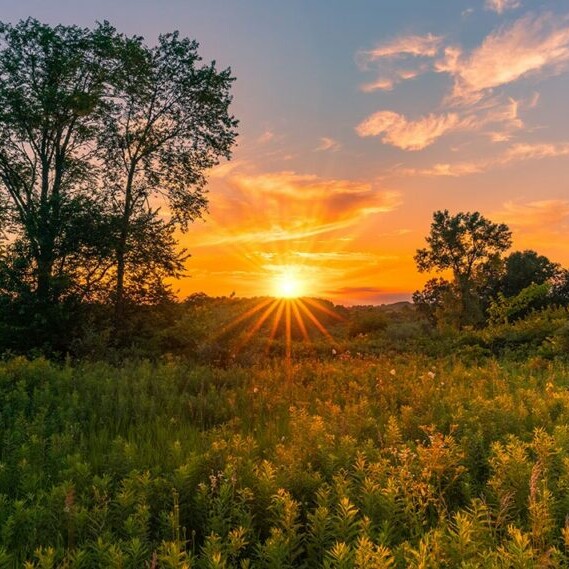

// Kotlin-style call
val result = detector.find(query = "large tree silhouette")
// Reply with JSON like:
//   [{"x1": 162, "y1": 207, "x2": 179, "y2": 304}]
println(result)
[
  {"x1": 98, "y1": 31, "x2": 238, "y2": 325},
  {"x1": 415, "y1": 210, "x2": 512, "y2": 327},
  {"x1": 0, "y1": 20, "x2": 238, "y2": 336},
  {"x1": 0, "y1": 19, "x2": 119, "y2": 302}
]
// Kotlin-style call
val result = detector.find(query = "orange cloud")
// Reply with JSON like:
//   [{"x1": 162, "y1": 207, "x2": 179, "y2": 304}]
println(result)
[
  {"x1": 492, "y1": 199, "x2": 569, "y2": 228},
  {"x1": 356, "y1": 111, "x2": 461, "y2": 150},
  {"x1": 199, "y1": 168, "x2": 402, "y2": 245}
]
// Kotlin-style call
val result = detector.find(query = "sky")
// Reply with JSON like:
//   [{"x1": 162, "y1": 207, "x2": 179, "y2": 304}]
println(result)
[{"x1": 2, "y1": 0, "x2": 569, "y2": 304}]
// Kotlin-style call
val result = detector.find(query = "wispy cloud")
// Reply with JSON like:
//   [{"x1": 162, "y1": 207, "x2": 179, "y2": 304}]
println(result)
[
  {"x1": 315, "y1": 137, "x2": 342, "y2": 152},
  {"x1": 492, "y1": 199, "x2": 569, "y2": 228},
  {"x1": 200, "y1": 167, "x2": 402, "y2": 246},
  {"x1": 257, "y1": 129, "x2": 276, "y2": 144},
  {"x1": 293, "y1": 251, "x2": 396, "y2": 263},
  {"x1": 356, "y1": 91, "x2": 534, "y2": 150},
  {"x1": 485, "y1": 0, "x2": 522, "y2": 14},
  {"x1": 325, "y1": 286, "x2": 411, "y2": 305},
  {"x1": 442, "y1": 13, "x2": 569, "y2": 103},
  {"x1": 399, "y1": 141, "x2": 569, "y2": 176},
  {"x1": 360, "y1": 77, "x2": 395, "y2": 92},
  {"x1": 356, "y1": 111, "x2": 461, "y2": 150},
  {"x1": 357, "y1": 13, "x2": 569, "y2": 104},
  {"x1": 357, "y1": 13, "x2": 569, "y2": 149},
  {"x1": 357, "y1": 34, "x2": 440, "y2": 92},
  {"x1": 358, "y1": 33, "x2": 443, "y2": 65}
]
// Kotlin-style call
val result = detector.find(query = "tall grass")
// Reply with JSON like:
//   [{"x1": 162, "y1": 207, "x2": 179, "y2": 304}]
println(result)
[{"x1": 2, "y1": 353, "x2": 569, "y2": 566}]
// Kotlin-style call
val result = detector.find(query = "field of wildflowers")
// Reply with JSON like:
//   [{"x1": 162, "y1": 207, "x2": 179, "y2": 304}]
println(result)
[{"x1": 1, "y1": 344, "x2": 569, "y2": 567}]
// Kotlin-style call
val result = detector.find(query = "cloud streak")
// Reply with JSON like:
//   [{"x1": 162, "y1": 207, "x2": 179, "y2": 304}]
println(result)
[
  {"x1": 444, "y1": 13, "x2": 569, "y2": 103},
  {"x1": 485, "y1": 0, "x2": 522, "y2": 14},
  {"x1": 492, "y1": 199, "x2": 569, "y2": 228},
  {"x1": 315, "y1": 137, "x2": 341, "y2": 152},
  {"x1": 200, "y1": 167, "x2": 402, "y2": 246},
  {"x1": 358, "y1": 33, "x2": 443, "y2": 65},
  {"x1": 356, "y1": 111, "x2": 461, "y2": 150},
  {"x1": 399, "y1": 141, "x2": 569, "y2": 176}
]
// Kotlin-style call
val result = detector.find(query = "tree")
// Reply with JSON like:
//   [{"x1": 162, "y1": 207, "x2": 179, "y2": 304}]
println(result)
[
  {"x1": 0, "y1": 19, "x2": 119, "y2": 302},
  {"x1": 412, "y1": 277, "x2": 453, "y2": 326},
  {"x1": 98, "y1": 31, "x2": 238, "y2": 325},
  {"x1": 488, "y1": 282, "x2": 551, "y2": 325},
  {"x1": 499, "y1": 250, "x2": 559, "y2": 298},
  {"x1": 415, "y1": 210, "x2": 512, "y2": 327},
  {"x1": 0, "y1": 19, "x2": 238, "y2": 347}
]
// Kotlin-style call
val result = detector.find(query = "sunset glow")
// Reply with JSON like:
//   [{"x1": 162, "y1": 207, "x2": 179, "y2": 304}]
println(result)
[
  {"x1": 14, "y1": 0, "x2": 568, "y2": 305},
  {"x1": 273, "y1": 271, "x2": 305, "y2": 298}
]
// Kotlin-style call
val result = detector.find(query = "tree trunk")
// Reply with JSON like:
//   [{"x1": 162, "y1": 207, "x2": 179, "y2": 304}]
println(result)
[
  {"x1": 36, "y1": 254, "x2": 53, "y2": 302},
  {"x1": 114, "y1": 164, "x2": 136, "y2": 331}
]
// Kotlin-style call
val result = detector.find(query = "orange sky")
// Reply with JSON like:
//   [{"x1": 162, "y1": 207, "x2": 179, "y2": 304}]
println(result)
[
  {"x1": 5, "y1": 1, "x2": 569, "y2": 305},
  {"x1": 168, "y1": 2, "x2": 569, "y2": 305}
]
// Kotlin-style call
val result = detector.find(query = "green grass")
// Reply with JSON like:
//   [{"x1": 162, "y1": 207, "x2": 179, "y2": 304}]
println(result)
[{"x1": 2, "y1": 351, "x2": 569, "y2": 566}]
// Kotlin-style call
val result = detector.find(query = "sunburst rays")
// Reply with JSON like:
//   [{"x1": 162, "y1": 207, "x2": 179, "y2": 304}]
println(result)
[{"x1": 217, "y1": 296, "x2": 343, "y2": 360}]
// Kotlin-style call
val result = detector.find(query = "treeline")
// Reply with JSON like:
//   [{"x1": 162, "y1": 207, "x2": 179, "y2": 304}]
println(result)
[
  {"x1": 413, "y1": 210, "x2": 569, "y2": 330},
  {"x1": 0, "y1": 19, "x2": 237, "y2": 355}
]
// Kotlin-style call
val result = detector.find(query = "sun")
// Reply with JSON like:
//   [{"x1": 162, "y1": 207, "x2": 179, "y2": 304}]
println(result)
[{"x1": 274, "y1": 272, "x2": 305, "y2": 298}]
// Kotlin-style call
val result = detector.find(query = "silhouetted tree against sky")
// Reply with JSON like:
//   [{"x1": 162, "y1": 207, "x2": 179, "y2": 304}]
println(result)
[
  {"x1": 0, "y1": 19, "x2": 119, "y2": 302},
  {"x1": 0, "y1": 19, "x2": 238, "y2": 336},
  {"x1": 98, "y1": 31, "x2": 238, "y2": 325},
  {"x1": 500, "y1": 250, "x2": 559, "y2": 298},
  {"x1": 415, "y1": 210, "x2": 512, "y2": 327}
]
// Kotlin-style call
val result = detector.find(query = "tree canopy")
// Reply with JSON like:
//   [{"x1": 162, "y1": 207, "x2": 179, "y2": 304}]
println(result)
[
  {"x1": 415, "y1": 210, "x2": 512, "y2": 283},
  {"x1": 414, "y1": 210, "x2": 512, "y2": 327},
  {"x1": 0, "y1": 19, "x2": 238, "y2": 340}
]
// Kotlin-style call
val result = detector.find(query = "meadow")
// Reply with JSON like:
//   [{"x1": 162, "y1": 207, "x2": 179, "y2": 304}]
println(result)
[{"x1": 2, "y1": 300, "x2": 569, "y2": 567}]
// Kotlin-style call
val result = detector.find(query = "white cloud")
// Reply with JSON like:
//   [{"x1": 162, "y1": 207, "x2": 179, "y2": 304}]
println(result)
[
  {"x1": 444, "y1": 13, "x2": 569, "y2": 103},
  {"x1": 485, "y1": 0, "x2": 522, "y2": 14}
]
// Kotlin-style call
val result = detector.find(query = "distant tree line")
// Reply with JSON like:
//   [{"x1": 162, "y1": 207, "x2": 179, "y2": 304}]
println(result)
[
  {"x1": 413, "y1": 210, "x2": 569, "y2": 329},
  {"x1": 0, "y1": 19, "x2": 237, "y2": 354}
]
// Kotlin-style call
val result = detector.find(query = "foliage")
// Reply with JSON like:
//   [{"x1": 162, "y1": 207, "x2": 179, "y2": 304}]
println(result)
[
  {"x1": 0, "y1": 18, "x2": 238, "y2": 339},
  {"x1": 415, "y1": 210, "x2": 512, "y2": 328},
  {"x1": 415, "y1": 210, "x2": 512, "y2": 279},
  {"x1": 488, "y1": 283, "x2": 551, "y2": 325},
  {"x1": 98, "y1": 30, "x2": 237, "y2": 321},
  {"x1": 412, "y1": 278, "x2": 455, "y2": 328},
  {"x1": 0, "y1": 19, "x2": 119, "y2": 302},
  {"x1": 0, "y1": 345, "x2": 569, "y2": 565},
  {"x1": 499, "y1": 250, "x2": 559, "y2": 298}
]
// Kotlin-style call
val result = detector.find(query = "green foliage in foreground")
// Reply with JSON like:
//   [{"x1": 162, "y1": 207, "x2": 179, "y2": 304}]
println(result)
[{"x1": 2, "y1": 355, "x2": 569, "y2": 566}]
